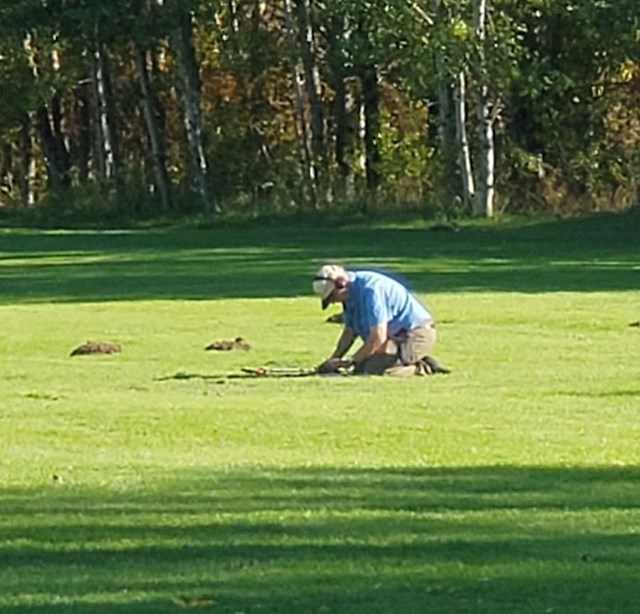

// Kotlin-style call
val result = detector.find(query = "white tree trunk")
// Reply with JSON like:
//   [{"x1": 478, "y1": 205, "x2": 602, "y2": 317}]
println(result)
[
  {"x1": 284, "y1": 0, "x2": 318, "y2": 207},
  {"x1": 454, "y1": 70, "x2": 475, "y2": 210},
  {"x1": 327, "y1": 15, "x2": 355, "y2": 199},
  {"x1": 475, "y1": 89, "x2": 495, "y2": 218},
  {"x1": 91, "y1": 41, "x2": 117, "y2": 181},
  {"x1": 473, "y1": 0, "x2": 495, "y2": 218},
  {"x1": 19, "y1": 113, "x2": 37, "y2": 206},
  {"x1": 134, "y1": 44, "x2": 172, "y2": 211},
  {"x1": 163, "y1": 0, "x2": 217, "y2": 212},
  {"x1": 295, "y1": 0, "x2": 324, "y2": 157}
]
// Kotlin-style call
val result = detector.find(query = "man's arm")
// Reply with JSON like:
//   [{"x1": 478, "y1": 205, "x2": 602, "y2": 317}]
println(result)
[
  {"x1": 331, "y1": 326, "x2": 356, "y2": 359},
  {"x1": 320, "y1": 320, "x2": 390, "y2": 373},
  {"x1": 351, "y1": 322, "x2": 388, "y2": 366},
  {"x1": 318, "y1": 326, "x2": 356, "y2": 373}
]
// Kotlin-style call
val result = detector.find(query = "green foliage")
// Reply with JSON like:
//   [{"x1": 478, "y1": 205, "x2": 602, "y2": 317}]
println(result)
[
  {"x1": 0, "y1": 0, "x2": 638, "y2": 216},
  {"x1": 377, "y1": 107, "x2": 435, "y2": 206},
  {"x1": 500, "y1": 0, "x2": 640, "y2": 211}
]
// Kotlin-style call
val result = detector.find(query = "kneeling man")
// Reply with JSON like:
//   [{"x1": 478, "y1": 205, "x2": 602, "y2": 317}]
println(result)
[{"x1": 313, "y1": 263, "x2": 444, "y2": 376}]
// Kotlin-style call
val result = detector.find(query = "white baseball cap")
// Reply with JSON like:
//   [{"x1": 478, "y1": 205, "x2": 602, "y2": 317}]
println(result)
[{"x1": 312, "y1": 263, "x2": 348, "y2": 310}]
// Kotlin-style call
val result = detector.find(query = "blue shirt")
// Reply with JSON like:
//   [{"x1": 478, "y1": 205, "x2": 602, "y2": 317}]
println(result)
[{"x1": 342, "y1": 270, "x2": 432, "y2": 339}]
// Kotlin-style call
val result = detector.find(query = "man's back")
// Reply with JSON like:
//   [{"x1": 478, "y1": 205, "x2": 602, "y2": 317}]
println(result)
[{"x1": 343, "y1": 270, "x2": 431, "y2": 338}]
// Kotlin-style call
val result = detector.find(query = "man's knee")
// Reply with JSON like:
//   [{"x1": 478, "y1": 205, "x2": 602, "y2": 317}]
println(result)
[
  {"x1": 403, "y1": 327, "x2": 437, "y2": 363},
  {"x1": 355, "y1": 352, "x2": 398, "y2": 375}
]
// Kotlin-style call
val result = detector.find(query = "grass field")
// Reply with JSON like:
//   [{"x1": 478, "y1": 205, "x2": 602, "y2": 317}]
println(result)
[{"x1": 0, "y1": 211, "x2": 639, "y2": 613}]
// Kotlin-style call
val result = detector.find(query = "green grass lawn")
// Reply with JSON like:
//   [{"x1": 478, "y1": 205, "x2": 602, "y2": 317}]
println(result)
[{"x1": 0, "y1": 211, "x2": 639, "y2": 613}]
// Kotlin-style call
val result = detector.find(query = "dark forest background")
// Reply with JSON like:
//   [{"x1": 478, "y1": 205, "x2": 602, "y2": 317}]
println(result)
[{"x1": 0, "y1": 0, "x2": 638, "y2": 224}]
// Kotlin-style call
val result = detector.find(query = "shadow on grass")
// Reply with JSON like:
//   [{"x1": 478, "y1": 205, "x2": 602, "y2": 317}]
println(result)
[
  {"x1": 0, "y1": 465, "x2": 639, "y2": 613},
  {"x1": 0, "y1": 211, "x2": 638, "y2": 303}
]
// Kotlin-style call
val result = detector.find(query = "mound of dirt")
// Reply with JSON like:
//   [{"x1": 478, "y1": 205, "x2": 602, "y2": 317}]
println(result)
[
  {"x1": 70, "y1": 341, "x2": 122, "y2": 356},
  {"x1": 205, "y1": 337, "x2": 251, "y2": 351}
]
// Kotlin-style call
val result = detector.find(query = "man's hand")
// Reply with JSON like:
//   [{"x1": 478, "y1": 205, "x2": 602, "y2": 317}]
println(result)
[{"x1": 317, "y1": 357, "x2": 353, "y2": 374}]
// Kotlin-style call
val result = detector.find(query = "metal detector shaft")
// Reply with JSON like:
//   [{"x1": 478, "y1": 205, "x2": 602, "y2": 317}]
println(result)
[{"x1": 241, "y1": 367, "x2": 318, "y2": 377}]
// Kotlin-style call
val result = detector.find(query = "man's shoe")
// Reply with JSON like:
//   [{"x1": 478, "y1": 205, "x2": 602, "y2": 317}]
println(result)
[{"x1": 416, "y1": 355, "x2": 451, "y2": 375}]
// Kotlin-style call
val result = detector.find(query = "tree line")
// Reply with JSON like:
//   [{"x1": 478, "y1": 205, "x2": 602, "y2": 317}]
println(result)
[{"x1": 0, "y1": 0, "x2": 638, "y2": 221}]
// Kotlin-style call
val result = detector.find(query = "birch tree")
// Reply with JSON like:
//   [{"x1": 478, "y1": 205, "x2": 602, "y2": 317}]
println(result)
[
  {"x1": 427, "y1": 0, "x2": 495, "y2": 217},
  {"x1": 134, "y1": 43, "x2": 173, "y2": 211},
  {"x1": 326, "y1": 10, "x2": 356, "y2": 199},
  {"x1": 454, "y1": 70, "x2": 475, "y2": 209},
  {"x1": 294, "y1": 0, "x2": 328, "y2": 203},
  {"x1": 24, "y1": 34, "x2": 73, "y2": 193},
  {"x1": 163, "y1": 0, "x2": 218, "y2": 212},
  {"x1": 18, "y1": 115, "x2": 37, "y2": 206},
  {"x1": 352, "y1": 4, "x2": 381, "y2": 202},
  {"x1": 472, "y1": 0, "x2": 495, "y2": 217},
  {"x1": 426, "y1": 1, "x2": 469, "y2": 215},
  {"x1": 284, "y1": 0, "x2": 317, "y2": 206},
  {"x1": 90, "y1": 32, "x2": 121, "y2": 186}
]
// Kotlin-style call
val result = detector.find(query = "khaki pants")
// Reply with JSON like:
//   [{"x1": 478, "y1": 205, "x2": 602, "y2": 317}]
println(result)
[{"x1": 354, "y1": 324, "x2": 437, "y2": 377}]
